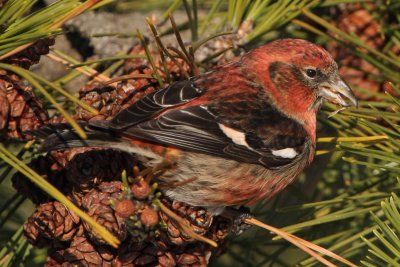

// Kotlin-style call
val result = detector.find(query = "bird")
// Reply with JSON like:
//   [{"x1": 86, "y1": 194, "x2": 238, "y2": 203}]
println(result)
[{"x1": 34, "y1": 39, "x2": 357, "y2": 213}]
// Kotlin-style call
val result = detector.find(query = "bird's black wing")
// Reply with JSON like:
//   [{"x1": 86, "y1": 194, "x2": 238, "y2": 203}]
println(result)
[
  {"x1": 105, "y1": 79, "x2": 205, "y2": 129},
  {"x1": 108, "y1": 105, "x2": 309, "y2": 169},
  {"x1": 36, "y1": 78, "x2": 310, "y2": 168}
]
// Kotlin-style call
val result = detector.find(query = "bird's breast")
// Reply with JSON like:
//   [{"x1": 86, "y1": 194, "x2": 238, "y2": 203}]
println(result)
[{"x1": 157, "y1": 151, "x2": 306, "y2": 207}]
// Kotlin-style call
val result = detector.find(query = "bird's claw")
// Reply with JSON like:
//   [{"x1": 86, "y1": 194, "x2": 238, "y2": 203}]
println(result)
[
  {"x1": 221, "y1": 206, "x2": 253, "y2": 235},
  {"x1": 231, "y1": 212, "x2": 253, "y2": 235}
]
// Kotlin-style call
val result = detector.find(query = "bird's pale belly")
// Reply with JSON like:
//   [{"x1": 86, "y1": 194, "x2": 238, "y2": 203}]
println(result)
[{"x1": 156, "y1": 151, "x2": 298, "y2": 208}]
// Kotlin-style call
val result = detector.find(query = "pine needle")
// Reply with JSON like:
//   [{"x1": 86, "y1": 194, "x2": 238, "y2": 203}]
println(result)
[
  {"x1": 169, "y1": 13, "x2": 200, "y2": 76},
  {"x1": 46, "y1": 52, "x2": 110, "y2": 83},
  {"x1": 0, "y1": 0, "x2": 101, "y2": 60},
  {"x1": 137, "y1": 29, "x2": 165, "y2": 88},
  {"x1": 146, "y1": 18, "x2": 190, "y2": 79},
  {"x1": 245, "y1": 218, "x2": 358, "y2": 267},
  {"x1": 317, "y1": 135, "x2": 389, "y2": 143}
]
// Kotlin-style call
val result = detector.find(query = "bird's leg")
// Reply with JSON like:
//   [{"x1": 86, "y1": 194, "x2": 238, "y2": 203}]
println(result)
[{"x1": 220, "y1": 206, "x2": 253, "y2": 235}]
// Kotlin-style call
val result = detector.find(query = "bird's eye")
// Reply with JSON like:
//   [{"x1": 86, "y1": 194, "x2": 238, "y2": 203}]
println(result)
[{"x1": 306, "y1": 68, "x2": 317, "y2": 78}]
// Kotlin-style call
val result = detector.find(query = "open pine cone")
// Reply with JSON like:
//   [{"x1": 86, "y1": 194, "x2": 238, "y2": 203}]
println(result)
[
  {"x1": 24, "y1": 201, "x2": 81, "y2": 247},
  {"x1": 0, "y1": 38, "x2": 54, "y2": 140},
  {"x1": 22, "y1": 161, "x2": 230, "y2": 266},
  {"x1": 328, "y1": 3, "x2": 399, "y2": 99},
  {"x1": 0, "y1": 70, "x2": 49, "y2": 140},
  {"x1": 4, "y1": 38, "x2": 55, "y2": 69}
]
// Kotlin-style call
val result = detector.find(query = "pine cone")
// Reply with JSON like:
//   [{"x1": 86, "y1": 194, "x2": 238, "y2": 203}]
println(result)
[
  {"x1": 24, "y1": 201, "x2": 81, "y2": 247},
  {"x1": 116, "y1": 240, "x2": 176, "y2": 267},
  {"x1": 0, "y1": 81, "x2": 10, "y2": 138},
  {"x1": 4, "y1": 38, "x2": 54, "y2": 69},
  {"x1": 75, "y1": 79, "x2": 157, "y2": 122},
  {"x1": 44, "y1": 254, "x2": 64, "y2": 267},
  {"x1": 176, "y1": 250, "x2": 208, "y2": 267},
  {"x1": 66, "y1": 149, "x2": 137, "y2": 193},
  {"x1": 0, "y1": 70, "x2": 49, "y2": 140},
  {"x1": 122, "y1": 43, "x2": 189, "y2": 85},
  {"x1": 12, "y1": 154, "x2": 67, "y2": 204},
  {"x1": 159, "y1": 198, "x2": 213, "y2": 246},
  {"x1": 207, "y1": 216, "x2": 230, "y2": 243},
  {"x1": 75, "y1": 82, "x2": 118, "y2": 121},
  {"x1": 47, "y1": 234, "x2": 177, "y2": 266},
  {"x1": 76, "y1": 41, "x2": 192, "y2": 122},
  {"x1": 328, "y1": 4, "x2": 399, "y2": 99},
  {"x1": 81, "y1": 181, "x2": 127, "y2": 245},
  {"x1": 53, "y1": 235, "x2": 117, "y2": 267},
  {"x1": 108, "y1": 174, "x2": 162, "y2": 243}
]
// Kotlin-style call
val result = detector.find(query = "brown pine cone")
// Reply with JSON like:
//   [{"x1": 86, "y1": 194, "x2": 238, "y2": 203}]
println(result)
[
  {"x1": 81, "y1": 181, "x2": 127, "y2": 245},
  {"x1": 104, "y1": 174, "x2": 162, "y2": 243},
  {"x1": 12, "y1": 154, "x2": 67, "y2": 204},
  {"x1": 47, "y1": 232, "x2": 177, "y2": 266},
  {"x1": 206, "y1": 216, "x2": 230, "y2": 243},
  {"x1": 66, "y1": 149, "x2": 137, "y2": 193},
  {"x1": 176, "y1": 250, "x2": 208, "y2": 267},
  {"x1": 50, "y1": 235, "x2": 117, "y2": 267},
  {"x1": 44, "y1": 254, "x2": 63, "y2": 267},
  {"x1": 76, "y1": 43, "x2": 190, "y2": 123},
  {"x1": 4, "y1": 38, "x2": 55, "y2": 69},
  {"x1": 24, "y1": 201, "x2": 81, "y2": 247},
  {"x1": 122, "y1": 43, "x2": 186, "y2": 78},
  {"x1": 327, "y1": 4, "x2": 399, "y2": 99},
  {"x1": 159, "y1": 198, "x2": 213, "y2": 246},
  {"x1": 75, "y1": 79, "x2": 157, "y2": 122},
  {"x1": 122, "y1": 44, "x2": 148, "y2": 74},
  {"x1": 328, "y1": 7, "x2": 382, "y2": 97},
  {"x1": 0, "y1": 83, "x2": 10, "y2": 139},
  {"x1": 75, "y1": 82, "x2": 118, "y2": 121},
  {"x1": 0, "y1": 70, "x2": 49, "y2": 140},
  {"x1": 116, "y1": 240, "x2": 176, "y2": 267}
]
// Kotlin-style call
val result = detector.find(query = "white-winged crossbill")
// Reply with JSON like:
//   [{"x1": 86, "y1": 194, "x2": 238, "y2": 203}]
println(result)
[{"x1": 37, "y1": 39, "x2": 357, "y2": 210}]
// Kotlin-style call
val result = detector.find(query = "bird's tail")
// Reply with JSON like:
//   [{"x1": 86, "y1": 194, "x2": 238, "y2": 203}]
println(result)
[{"x1": 27, "y1": 122, "x2": 122, "y2": 152}]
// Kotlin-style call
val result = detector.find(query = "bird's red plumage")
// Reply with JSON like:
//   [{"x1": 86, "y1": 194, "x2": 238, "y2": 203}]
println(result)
[{"x1": 37, "y1": 39, "x2": 356, "y2": 208}]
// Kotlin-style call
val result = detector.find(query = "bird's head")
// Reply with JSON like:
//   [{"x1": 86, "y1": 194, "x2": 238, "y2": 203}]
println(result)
[{"x1": 243, "y1": 39, "x2": 357, "y2": 125}]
